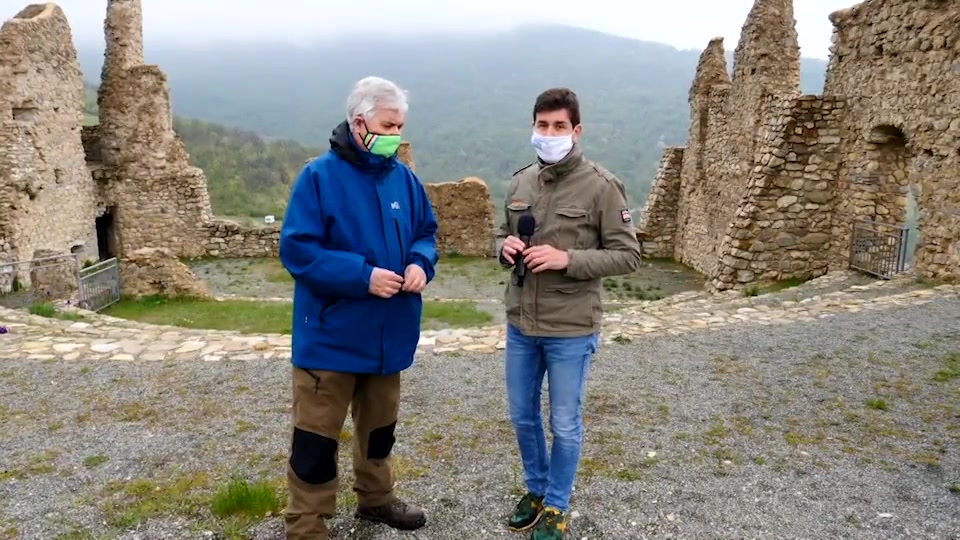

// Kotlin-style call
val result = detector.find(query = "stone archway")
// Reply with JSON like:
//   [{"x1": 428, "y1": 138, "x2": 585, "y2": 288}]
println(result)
[
  {"x1": 864, "y1": 124, "x2": 910, "y2": 225},
  {"x1": 846, "y1": 124, "x2": 919, "y2": 278}
]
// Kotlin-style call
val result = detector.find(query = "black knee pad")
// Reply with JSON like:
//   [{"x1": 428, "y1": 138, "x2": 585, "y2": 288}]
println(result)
[
  {"x1": 289, "y1": 427, "x2": 338, "y2": 484},
  {"x1": 367, "y1": 421, "x2": 397, "y2": 460}
]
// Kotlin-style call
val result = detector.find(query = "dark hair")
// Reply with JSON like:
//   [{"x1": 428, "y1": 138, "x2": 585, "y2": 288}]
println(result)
[{"x1": 532, "y1": 87, "x2": 581, "y2": 126}]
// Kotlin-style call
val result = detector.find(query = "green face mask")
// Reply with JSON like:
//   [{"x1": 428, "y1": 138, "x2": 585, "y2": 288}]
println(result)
[{"x1": 362, "y1": 131, "x2": 402, "y2": 158}]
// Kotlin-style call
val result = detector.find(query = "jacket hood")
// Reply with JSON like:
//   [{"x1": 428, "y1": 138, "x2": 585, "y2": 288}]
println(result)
[{"x1": 328, "y1": 120, "x2": 397, "y2": 175}]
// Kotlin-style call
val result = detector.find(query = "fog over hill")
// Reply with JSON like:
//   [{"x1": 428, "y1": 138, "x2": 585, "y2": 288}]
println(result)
[{"x1": 76, "y1": 25, "x2": 829, "y2": 211}]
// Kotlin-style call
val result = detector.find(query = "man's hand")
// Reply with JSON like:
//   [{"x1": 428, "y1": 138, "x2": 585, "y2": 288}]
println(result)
[
  {"x1": 523, "y1": 244, "x2": 570, "y2": 273},
  {"x1": 369, "y1": 267, "x2": 404, "y2": 298},
  {"x1": 500, "y1": 235, "x2": 526, "y2": 265},
  {"x1": 401, "y1": 264, "x2": 427, "y2": 294}
]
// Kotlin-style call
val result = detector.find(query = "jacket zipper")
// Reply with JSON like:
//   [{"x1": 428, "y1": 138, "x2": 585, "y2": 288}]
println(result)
[
  {"x1": 380, "y1": 217, "x2": 404, "y2": 375},
  {"x1": 395, "y1": 218, "x2": 404, "y2": 275}
]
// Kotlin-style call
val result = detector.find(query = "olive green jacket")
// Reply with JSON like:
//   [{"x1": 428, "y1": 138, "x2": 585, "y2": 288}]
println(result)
[{"x1": 495, "y1": 143, "x2": 642, "y2": 337}]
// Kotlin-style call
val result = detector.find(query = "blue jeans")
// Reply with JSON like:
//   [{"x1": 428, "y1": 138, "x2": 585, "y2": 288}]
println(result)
[{"x1": 505, "y1": 323, "x2": 598, "y2": 512}]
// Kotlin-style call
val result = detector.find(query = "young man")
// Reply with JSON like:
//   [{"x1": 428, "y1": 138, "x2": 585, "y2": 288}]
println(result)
[
  {"x1": 279, "y1": 76, "x2": 439, "y2": 540},
  {"x1": 496, "y1": 87, "x2": 642, "y2": 539}
]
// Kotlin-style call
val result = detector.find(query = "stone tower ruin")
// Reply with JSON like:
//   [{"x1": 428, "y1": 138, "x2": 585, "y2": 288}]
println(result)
[
  {"x1": 637, "y1": 0, "x2": 960, "y2": 290},
  {"x1": 0, "y1": 0, "x2": 498, "y2": 291}
]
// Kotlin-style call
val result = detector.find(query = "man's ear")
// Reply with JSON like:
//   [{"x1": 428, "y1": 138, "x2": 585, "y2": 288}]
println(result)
[{"x1": 572, "y1": 124, "x2": 583, "y2": 141}]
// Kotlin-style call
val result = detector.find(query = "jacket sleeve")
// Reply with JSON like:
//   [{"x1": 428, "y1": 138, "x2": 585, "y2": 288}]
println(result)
[
  {"x1": 564, "y1": 178, "x2": 643, "y2": 280},
  {"x1": 279, "y1": 166, "x2": 373, "y2": 298},
  {"x1": 495, "y1": 178, "x2": 519, "y2": 268},
  {"x1": 406, "y1": 175, "x2": 440, "y2": 283}
]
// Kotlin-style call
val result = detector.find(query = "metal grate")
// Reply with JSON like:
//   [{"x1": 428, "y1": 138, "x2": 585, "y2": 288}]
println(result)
[
  {"x1": 77, "y1": 257, "x2": 121, "y2": 312},
  {"x1": 848, "y1": 219, "x2": 910, "y2": 279}
]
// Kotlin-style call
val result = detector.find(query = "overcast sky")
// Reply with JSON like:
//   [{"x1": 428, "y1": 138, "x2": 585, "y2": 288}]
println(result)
[{"x1": 15, "y1": 0, "x2": 854, "y2": 59}]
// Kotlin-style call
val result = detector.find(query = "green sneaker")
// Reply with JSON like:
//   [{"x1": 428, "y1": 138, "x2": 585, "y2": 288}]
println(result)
[
  {"x1": 531, "y1": 507, "x2": 567, "y2": 539},
  {"x1": 506, "y1": 492, "x2": 544, "y2": 531}
]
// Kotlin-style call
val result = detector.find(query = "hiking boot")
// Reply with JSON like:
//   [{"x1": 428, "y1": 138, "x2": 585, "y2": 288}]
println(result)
[
  {"x1": 507, "y1": 492, "x2": 544, "y2": 531},
  {"x1": 531, "y1": 507, "x2": 567, "y2": 539},
  {"x1": 355, "y1": 498, "x2": 427, "y2": 530}
]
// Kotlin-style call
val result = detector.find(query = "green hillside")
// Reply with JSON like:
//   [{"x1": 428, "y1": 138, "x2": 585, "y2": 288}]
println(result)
[
  {"x1": 76, "y1": 25, "x2": 828, "y2": 211},
  {"x1": 83, "y1": 83, "x2": 317, "y2": 217}
]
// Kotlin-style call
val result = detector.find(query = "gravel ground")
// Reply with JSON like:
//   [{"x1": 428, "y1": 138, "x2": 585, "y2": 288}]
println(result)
[{"x1": 2, "y1": 297, "x2": 959, "y2": 539}]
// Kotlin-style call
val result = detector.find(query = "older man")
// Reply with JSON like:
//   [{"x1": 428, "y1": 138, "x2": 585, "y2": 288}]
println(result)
[
  {"x1": 279, "y1": 76, "x2": 438, "y2": 539},
  {"x1": 497, "y1": 87, "x2": 642, "y2": 539}
]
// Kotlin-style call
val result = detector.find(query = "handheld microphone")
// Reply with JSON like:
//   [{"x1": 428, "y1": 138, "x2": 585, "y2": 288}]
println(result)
[{"x1": 516, "y1": 214, "x2": 535, "y2": 287}]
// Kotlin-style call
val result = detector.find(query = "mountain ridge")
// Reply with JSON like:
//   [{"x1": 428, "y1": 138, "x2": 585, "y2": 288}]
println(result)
[{"x1": 74, "y1": 24, "x2": 829, "y2": 210}]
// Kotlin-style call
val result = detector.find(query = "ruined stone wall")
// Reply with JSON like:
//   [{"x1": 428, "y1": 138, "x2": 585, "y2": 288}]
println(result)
[
  {"x1": 712, "y1": 96, "x2": 843, "y2": 290},
  {"x1": 0, "y1": 4, "x2": 97, "y2": 274},
  {"x1": 669, "y1": 0, "x2": 803, "y2": 278},
  {"x1": 637, "y1": 147, "x2": 684, "y2": 258},
  {"x1": 95, "y1": 0, "x2": 215, "y2": 258},
  {"x1": 396, "y1": 142, "x2": 496, "y2": 257},
  {"x1": 824, "y1": 0, "x2": 960, "y2": 281},
  {"x1": 672, "y1": 39, "x2": 730, "y2": 274},
  {"x1": 423, "y1": 178, "x2": 496, "y2": 257},
  {"x1": 203, "y1": 219, "x2": 280, "y2": 257}
]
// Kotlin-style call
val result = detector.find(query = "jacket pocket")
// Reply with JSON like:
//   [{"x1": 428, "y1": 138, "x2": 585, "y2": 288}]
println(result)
[
  {"x1": 539, "y1": 280, "x2": 600, "y2": 332},
  {"x1": 318, "y1": 298, "x2": 341, "y2": 326},
  {"x1": 553, "y1": 206, "x2": 590, "y2": 249}
]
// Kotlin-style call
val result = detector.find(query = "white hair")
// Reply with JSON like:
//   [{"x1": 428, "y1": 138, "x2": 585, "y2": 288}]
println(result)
[{"x1": 345, "y1": 76, "x2": 409, "y2": 122}]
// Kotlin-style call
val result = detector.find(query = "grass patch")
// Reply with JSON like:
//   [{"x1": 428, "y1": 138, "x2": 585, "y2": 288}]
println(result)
[
  {"x1": 866, "y1": 398, "x2": 890, "y2": 411},
  {"x1": 100, "y1": 471, "x2": 281, "y2": 537},
  {"x1": 102, "y1": 296, "x2": 292, "y2": 334},
  {"x1": 83, "y1": 455, "x2": 109, "y2": 469},
  {"x1": 933, "y1": 352, "x2": 960, "y2": 382},
  {"x1": 28, "y1": 302, "x2": 86, "y2": 321},
  {"x1": 422, "y1": 300, "x2": 492, "y2": 328},
  {"x1": 743, "y1": 277, "x2": 809, "y2": 297},
  {"x1": 211, "y1": 477, "x2": 281, "y2": 519},
  {"x1": 102, "y1": 295, "x2": 491, "y2": 334}
]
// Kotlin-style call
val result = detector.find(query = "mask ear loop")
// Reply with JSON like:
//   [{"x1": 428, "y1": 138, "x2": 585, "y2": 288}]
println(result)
[{"x1": 359, "y1": 119, "x2": 380, "y2": 149}]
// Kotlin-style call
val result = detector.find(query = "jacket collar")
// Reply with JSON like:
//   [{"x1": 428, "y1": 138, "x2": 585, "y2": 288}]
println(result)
[
  {"x1": 328, "y1": 120, "x2": 397, "y2": 176},
  {"x1": 537, "y1": 142, "x2": 584, "y2": 182}
]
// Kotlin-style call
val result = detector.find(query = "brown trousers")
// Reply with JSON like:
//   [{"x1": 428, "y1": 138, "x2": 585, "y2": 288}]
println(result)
[{"x1": 284, "y1": 366, "x2": 401, "y2": 539}]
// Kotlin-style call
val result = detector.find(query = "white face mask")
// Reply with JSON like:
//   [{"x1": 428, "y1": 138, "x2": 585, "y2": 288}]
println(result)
[{"x1": 530, "y1": 131, "x2": 574, "y2": 164}]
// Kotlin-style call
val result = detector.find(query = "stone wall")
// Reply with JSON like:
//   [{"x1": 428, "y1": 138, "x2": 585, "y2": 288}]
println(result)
[
  {"x1": 81, "y1": 125, "x2": 103, "y2": 163},
  {"x1": 711, "y1": 96, "x2": 843, "y2": 290},
  {"x1": 823, "y1": 0, "x2": 960, "y2": 281},
  {"x1": 120, "y1": 247, "x2": 212, "y2": 299},
  {"x1": 423, "y1": 178, "x2": 496, "y2": 257},
  {"x1": 95, "y1": 0, "x2": 217, "y2": 259},
  {"x1": 637, "y1": 147, "x2": 684, "y2": 258},
  {"x1": 638, "y1": 0, "x2": 960, "y2": 290},
  {"x1": 398, "y1": 142, "x2": 496, "y2": 257},
  {"x1": 0, "y1": 4, "x2": 98, "y2": 270},
  {"x1": 670, "y1": 0, "x2": 802, "y2": 279},
  {"x1": 203, "y1": 219, "x2": 280, "y2": 258}
]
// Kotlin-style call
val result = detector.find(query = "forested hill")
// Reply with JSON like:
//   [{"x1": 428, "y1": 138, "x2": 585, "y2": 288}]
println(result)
[
  {"x1": 83, "y1": 83, "x2": 319, "y2": 217},
  {"x1": 76, "y1": 24, "x2": 828, "y2": 212}
]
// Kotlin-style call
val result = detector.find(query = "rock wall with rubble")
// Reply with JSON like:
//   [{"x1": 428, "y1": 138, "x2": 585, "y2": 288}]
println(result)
[
  {"x1": 95, "y1": 0, "x2": 216, "y2": 259},
  {"x1": 639, "y1": 0, "x2": 960, "y2": 289},
  {"x1": 636, "y1": 147, "x2": 684, "y2": 258},
  {"x1": 711, "y1": 96, "x2": 843, "y2": 289},
  {"x1": 667, "y1": 0, "x2": 802, "y2": 280},
  {"x1": 0, "y1": 4, "x2": 97, "y2": 280},
  {"x1": 423, "y1": 178, "x2": 496, "y2": 257},
  {"x1": 823, "y1": 0, "x2": 960, "y2": 281},
  {"x1": 398, "y1": 144, "x2": 496, "y2": 257}
]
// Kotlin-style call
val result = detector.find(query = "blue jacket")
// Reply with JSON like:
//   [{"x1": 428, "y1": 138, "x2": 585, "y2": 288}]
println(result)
[{"x1": 279, "y1": 121, "x2": 439, "y2": 374}]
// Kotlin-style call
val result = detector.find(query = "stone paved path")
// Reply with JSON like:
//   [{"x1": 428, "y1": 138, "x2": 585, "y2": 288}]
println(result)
[{"x1": 0, "y1": 271, "x2": 956, "y2": 362}]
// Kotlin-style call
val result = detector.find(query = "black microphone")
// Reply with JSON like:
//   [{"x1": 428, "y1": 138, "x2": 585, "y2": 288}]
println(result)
[{"x1": 516, "y1": 214, "x2": 535, "y2": 287}]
